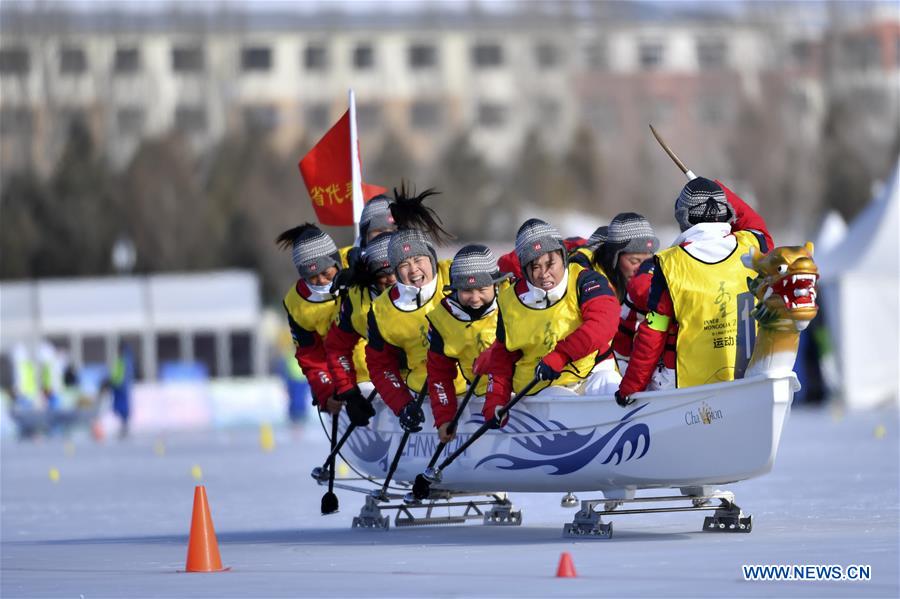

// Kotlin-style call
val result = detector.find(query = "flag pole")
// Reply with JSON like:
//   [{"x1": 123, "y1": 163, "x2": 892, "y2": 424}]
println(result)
[{"x1": 349, "y1": 89, "x2": 364, "y2": 240}]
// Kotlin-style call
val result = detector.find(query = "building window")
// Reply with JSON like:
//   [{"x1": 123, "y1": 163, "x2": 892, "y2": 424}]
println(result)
[
  {"x1": 241, "y1": 46, "x2": 272, "y2": 71},
  {"x1": 644, "y1": 97, "x2": 673, "y2": 125},
  {"x1": 409, "y1": 43, "x2": 437, "y2": 69},
  {"x1": 175, "y1": 106, "x2": 207, "y2": 133},
  {"x1": 472, "y1": 42, "x2": 503, "y2": 68},
  {"x1": 696, "y1": 97, "x2": 727, "y2": 126},
  {"x1": 697, "y1": 40, "x2": 727, "y2": 70},
  {"x1": 116, "y1": 107, "x2": 145, "y2": 136},
  {"x1": 410, "y1": 101, "x2": 442, "y2": 130},
  {"x1": 0, "y1": 47, "x2": 29, "y2": 75},
  {"x1": 585, "y1": 42, "x2": 608, "y2": 70},
  {"x1": 842, "y1": 37, "x2": 880, "y2": 70},
  {"x1": 243, "y1": 104, "x2": 279, "y2": 133},
  {"x1": 155, "y1": 333, "x2": 180, "y2": 372},
  {"x1": 639, "y1": 41, "x2": 664, "y2": 70},
  {"x1": 59, "y1": 46, "x2": 87, "y2": 74},
  {"x1": 304, "y1": 103, "x2": 330, "y2": 130},
  {"x1": 790, "y1": 41, "x2": 812, "y2": 67},
  {"x1": 82, "y1": 336, "x2": 108, "y2": 365},
  {"x1": 230, "y1": 331, "x2": 253, "y2": 377},
  {"x1": 536, "y1": 98, "x2": 561, "y2": 125},
  {"x1": 193, "y1": 333, "x2": 218, "y2": 378},
  {"x1": 353, "y1": 43, "x2": 374, "y2": 70},
  {"x1": 535, "y1": 43, "x2": 561, "y2": 69},
  {"x1": 356, "y1": 103, "x2": 380, "y2": 129},
  {"x1": 477, "y1": 102, "x2": 506, "y2": 128},
  {"x1": 114, "y1": 47, "x2": 140, "y2": 74},
  {"x1": 0, "y1": 108, "x2": 32, "y2": 136},
  {"x1": 304, "y1": 43, "x2": 328, "y2": 71},
  {"x1": 172, "y1": 45, "x2": 204, "y2": 73},
  {"x1": 585, "y1": 100, "x2": 619, "y2": 135}
]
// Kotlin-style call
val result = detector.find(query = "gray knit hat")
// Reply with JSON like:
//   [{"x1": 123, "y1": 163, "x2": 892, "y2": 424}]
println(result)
[
  {"x1": 445, "y1": 244, "x2": 509, "y2": 291},
  {"x1": 587, "y1": 225, "x2": 608, "y2": 250},
  {"x1": 290, "y1": 225, "x2": 340, "y2": 280},
  {"x1": 606, "y1": 212, "x2": 660, "y2": 268},
  {"x1": 674, "y1": 177, "x2": 734, "y2": 232},
  {"x1": 360, "y1": 195, "x2": 396, "y2": 243},
  {"x1": 388, "y1": 228, "x2": 437, "y2": 273},
  {"x1": 514, "y1": 218, "x2": 566, "y2": 269},
  {"x1": 363, "y1": 231, "x2": 394, "y2": 275}
]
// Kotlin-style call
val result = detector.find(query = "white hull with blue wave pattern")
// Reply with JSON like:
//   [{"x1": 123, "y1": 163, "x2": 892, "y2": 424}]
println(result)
[{"x1": 339, "y1": 373, "x2": 798, "y2": 494}]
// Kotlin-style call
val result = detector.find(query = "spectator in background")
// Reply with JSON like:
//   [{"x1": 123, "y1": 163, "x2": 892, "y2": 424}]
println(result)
[{"x1": 110, "y1": 342, "x2": 135, "y2": 438}]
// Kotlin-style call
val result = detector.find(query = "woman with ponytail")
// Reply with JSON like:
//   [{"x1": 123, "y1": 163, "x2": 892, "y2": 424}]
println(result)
[
  {"x1": 277, "y1": 224, "x2": 344, "y2": 415},
  {"x1": 323, "y1": 232, "x2": 396, "y2": 427},
  {"x1": 364, "y1": 184, "x2": 466, "y2": 434}
]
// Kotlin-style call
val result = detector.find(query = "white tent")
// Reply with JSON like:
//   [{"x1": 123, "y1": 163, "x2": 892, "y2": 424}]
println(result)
[{"x1": 817, "y1": 158, "x2": 899, "y2": 409}]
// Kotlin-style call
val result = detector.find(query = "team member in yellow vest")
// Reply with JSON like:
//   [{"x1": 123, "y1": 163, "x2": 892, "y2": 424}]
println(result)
[
  {"x1": 365, "y1": 186, "x2": 466, "y2": 433},
  {"x1": 481, "y1": 219, "x2": 620, "y2": 426},
  {"x1": 336, "y1": 193, "x2": 398, "y2": 269},
  {"x1": 569, "y1": 225, "x2": 608, "y2": 270},
  {"x1": 426, "y1": 245, "x2": 508, "y2": 443},
  {"x1": 324, "y1": 232, "x2": 396, "y2": 427},
  {"x1": 617, "y1": 176, "x2": 773, "y2": 406},
  {"x1": 277, "y1": 223, "x2": 344, "y2": 416}
]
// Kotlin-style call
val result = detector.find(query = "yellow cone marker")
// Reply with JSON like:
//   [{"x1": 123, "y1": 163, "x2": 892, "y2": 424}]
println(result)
[
  {"x1": 63, "y1": 441, "x2": 76, "y2": 457},
  {"x1": 259, "y1": 423, "x2": 275, "y2": 453},
  {"x1": 874, "y1": 424, "x2": 886, "y2": 440},
  {"x1": 153, "y1": 439, "x2": 166, "y2": 456},
  {"x1": 191, "y1": 465, "x2": 203, "y2": 481},
  {"x1": 49, "y1": 467, "x2": 60, "y2": 483}
]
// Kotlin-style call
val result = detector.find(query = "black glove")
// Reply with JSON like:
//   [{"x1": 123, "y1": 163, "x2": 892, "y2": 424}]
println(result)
[
  {"x1": 398, "y1": 400, "x2": 425, "y2": 433},
  {"x1": 535, "y1": 360, "x2": 562, "y2": 382},
  {"x1": 615, "y1": 390, "x2": 636, "y2": 408},
  {"x1": 340, "y1": 386, "x2": 375, "y2": 427},
  {"x1": 329, "y1": 268, "x2": 355, "y2": 296}
]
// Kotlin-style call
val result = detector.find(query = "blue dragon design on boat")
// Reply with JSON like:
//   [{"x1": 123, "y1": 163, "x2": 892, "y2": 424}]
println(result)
[{"x1": 474, "y1": 404, "x2": 651, "y2": 475}]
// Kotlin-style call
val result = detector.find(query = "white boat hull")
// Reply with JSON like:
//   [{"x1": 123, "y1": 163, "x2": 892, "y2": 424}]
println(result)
[{"x1": 339, "y1": 374, "x2": 798, "y2": 494}]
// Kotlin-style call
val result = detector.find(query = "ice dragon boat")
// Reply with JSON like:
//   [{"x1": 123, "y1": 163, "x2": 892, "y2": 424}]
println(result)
[{"x1": 317, "y1": 243, "x2": 819, "y2": 537}]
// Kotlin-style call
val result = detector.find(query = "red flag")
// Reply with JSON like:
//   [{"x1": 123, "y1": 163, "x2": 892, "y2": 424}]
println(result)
[{"x1": 298, "y1": 110, "x2": 386, "y2": 226}]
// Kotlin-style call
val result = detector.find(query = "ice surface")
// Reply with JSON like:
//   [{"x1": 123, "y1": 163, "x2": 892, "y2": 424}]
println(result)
[{"x1": 2, "y1": 407, "x2": 898, "y2": 598}]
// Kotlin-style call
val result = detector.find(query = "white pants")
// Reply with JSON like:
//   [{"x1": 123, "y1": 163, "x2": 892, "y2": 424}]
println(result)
[
  {"x1": 647, "y1": 365, "x2": 675, "y2": 392},
  {"x1": 579, "y1": 359, "x2": 622, "y2": 396}
]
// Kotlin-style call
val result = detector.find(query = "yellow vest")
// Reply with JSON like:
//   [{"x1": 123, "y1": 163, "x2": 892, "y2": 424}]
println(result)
[
  {"x1": 340, "y1": 286, "x2": 373, "y2": 383},
  {"x1": 572, "y1": 246, "x2": 594, "y2": 264},
  {"x1": 656, "y1": 230, "x2": 760, "y2": 387},
  {"x1": 426, "y1": 300, "x2": 498, "y2": 395},
  {"x1": 498, "y1": 262, "x2": 601, "y2": 395},
  {"x1": 370, "y1": 260, "x2": 464, "y2": 394},
  {"x1": 283, "y1": 282, "x2": 338, "y2": 338},
  {"x1": 339, "y1": 245, "x2": 353, "y2": 268}
]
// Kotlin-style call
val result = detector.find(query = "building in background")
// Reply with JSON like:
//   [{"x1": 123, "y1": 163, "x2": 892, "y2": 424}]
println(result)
[
  {"x1": 1, "y1": 2, "x2": 896, "y2": 175},
  {"x1": 0, "y1": 270, "x2": 264, "y2": 381}
]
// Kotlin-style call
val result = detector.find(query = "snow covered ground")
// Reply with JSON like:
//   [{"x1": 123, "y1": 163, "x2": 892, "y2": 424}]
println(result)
[{"x1": 2, "y1": 406, "x2": 898, "y2": 598}]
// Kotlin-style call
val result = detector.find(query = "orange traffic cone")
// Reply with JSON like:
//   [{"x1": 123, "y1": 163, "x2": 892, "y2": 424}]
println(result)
[
  {"x1": 556, "y1": 552, "x2": 577, "y2": 578},
  {"x1": 184, "y1": 486, "x2": 227, "y2": 572}
]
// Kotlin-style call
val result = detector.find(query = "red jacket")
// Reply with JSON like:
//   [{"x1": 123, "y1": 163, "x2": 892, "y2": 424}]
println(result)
[
  {"x1": 482, "y1": 268, "x2": 619, "y2": 421},
  {"x1": 324, "y1": 293, "x2": 364, "y2": 395},
  {"x1": 364, "y1": 307, "x2": 416, "y2": 415},
  {"x1": 613, "y1": 259, "x2": 677, "y2": 369},
  {"x1": 283, "y1": 282, "x2": 335, "y2": 409},
  {"x1": 618, "y1": 182, "x2": 772, "y2": 397},
  {"x1": 497, "y1": 238, "x2": 588, "y2": 281},
  {"x1": 427, "y1": 344, "x2": 463, "y2": 429}
]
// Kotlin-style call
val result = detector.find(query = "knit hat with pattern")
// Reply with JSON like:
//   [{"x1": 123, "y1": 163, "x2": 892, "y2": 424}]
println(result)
[
  {"x1": 445, "y1": 244, "x2": 508, "y2": 291},
  {"x1": 674, "y1": 177, "x2": 734, "y2": 232},
  {"x1": 514, "y1": 218, "x2": 566, "y2": 268}
]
